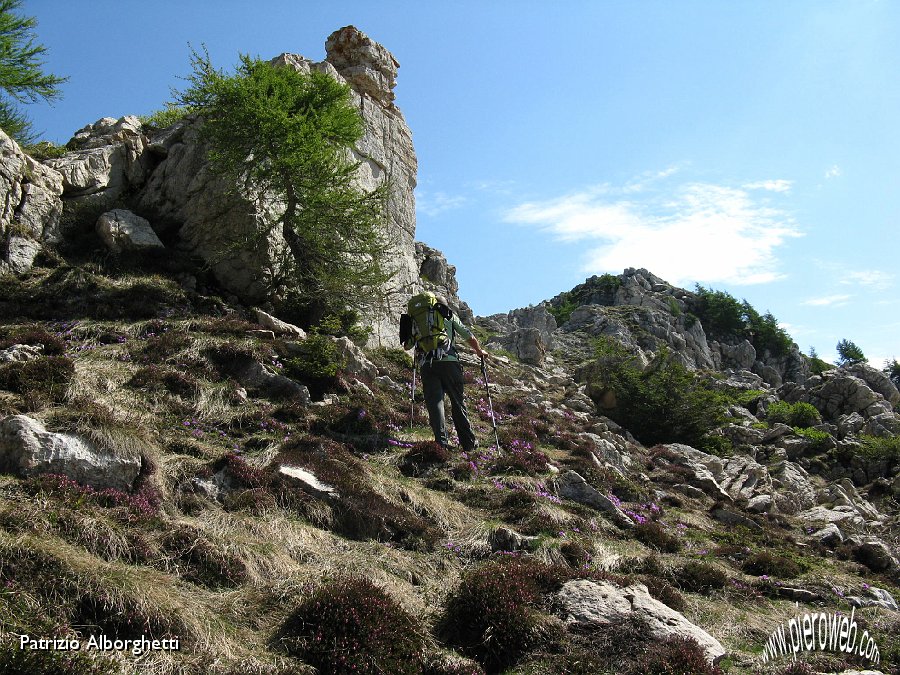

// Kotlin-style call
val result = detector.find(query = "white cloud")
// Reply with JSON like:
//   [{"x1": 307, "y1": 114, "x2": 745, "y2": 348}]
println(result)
[
  {"x1": 825, "y1": 165, "x2": 842, "y2": 179},
  {"x1": 802, "y1": 294, "x2": 852, "y2": 307},
  {"x1": 504, "y1": 179, "x2": 802, "y2": 286},
  {"x1": 840, "y1": 270, "x2": 894, "y2": 290},
  {"x1": 743, "y1": 179, "x2": 793, "y2": 193},
  {"x1": 416, "y1": 190, "x2": 466, "y2": 217}
]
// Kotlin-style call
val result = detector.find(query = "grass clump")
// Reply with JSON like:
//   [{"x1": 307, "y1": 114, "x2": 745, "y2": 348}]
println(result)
[
  {"x1": 278, "y1": 576, "x2": 425, "y2": 674},
  {"x1": 278, "y1": 437, "x2": 439, "y2": 550},
  {"x1": 160, "y1": 525, "x2": 248, "y2": 588},
  {"x1": 633, "y1": 521, "x2": 682, "y2": 553}
]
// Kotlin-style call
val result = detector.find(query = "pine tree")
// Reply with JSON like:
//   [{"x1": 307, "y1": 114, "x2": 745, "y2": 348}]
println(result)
[
  {"x1": 835, "y1": 339, "x2": 866, "y2": 367},
  {"x1": 0, "y1": 0, "x2": 67, "y2": 144}
]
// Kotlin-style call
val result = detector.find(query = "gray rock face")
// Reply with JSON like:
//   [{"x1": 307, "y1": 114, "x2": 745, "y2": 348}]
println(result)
[
  {"x1": 413, "y1": 242, "x2": 474, "y2": 325},
  {"x1": 96, "y1": 209, "x2": 165, "y2": 253},
  {"x1": 46, "y1": 116, "x2": 151, "y2": 208},
  {"x1": 0, "y1": 128, "x2": 64, "y2": 273},
  {"x1": 0, "y1": 415, "x2": 141, "y2": 491},
  {"x1": 787, "y1": 370, "x2": 893, "y2": 420},
  {"x1": 556, "y1": 579, "x2": 726, "y2": 664}
]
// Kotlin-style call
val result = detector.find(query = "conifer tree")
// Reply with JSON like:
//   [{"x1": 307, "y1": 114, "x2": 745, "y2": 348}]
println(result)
[
  {"x1": 0, "y1": 0, "x2": 67, "y2": 144},
  {"x1": 177, "y1": 49, "x2": 391, "y2": 327}
]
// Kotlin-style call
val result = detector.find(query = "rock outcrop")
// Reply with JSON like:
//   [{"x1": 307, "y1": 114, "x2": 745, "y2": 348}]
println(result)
[
  {"x1": 0, "y1": 128, "x2": 64, "y2": 274},
  {"x1": 0, "y1": 415, "x2": 142, "y2": 491}
]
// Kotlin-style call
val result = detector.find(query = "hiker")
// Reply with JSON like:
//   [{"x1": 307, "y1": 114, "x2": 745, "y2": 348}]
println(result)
[{"x1": 401, "y1": 292, "x2": 487, "y2": 452}]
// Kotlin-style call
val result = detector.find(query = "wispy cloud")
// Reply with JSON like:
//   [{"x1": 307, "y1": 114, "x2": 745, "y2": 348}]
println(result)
[
  {"x1": 743, "y1": 179, "x2": 793, "y2": 193},
  {"x1": 416, "y1": 190, "x2": 466, "y2": 217},
  {"x1": 504, "y1": 178, "x2": 801, "y2": 286},
  {"x1": 840, "y1": 270, "x2": 894, "y2": 290},
  {"x1": 825, "y1": 165, "x2": 842, "y2": 179},
  {"x1": 802, "y1": 294, "x2": 852, "y2": 307}
]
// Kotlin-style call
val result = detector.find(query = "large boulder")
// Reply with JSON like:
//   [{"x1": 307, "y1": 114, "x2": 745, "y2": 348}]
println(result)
[
  {"x1": 0, "y1": 415, "x2": 142, "y2": 491},
  {"x1": 96, "y1": 209, "x2": 165, "y2": 253},
  {"x1": 556, "y1": 579, "x2": 726, "y2": 664}
]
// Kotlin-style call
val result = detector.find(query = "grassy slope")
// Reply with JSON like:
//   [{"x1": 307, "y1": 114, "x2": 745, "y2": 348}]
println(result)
[{"x1": 0, "y1": 257, "x2": 897, "y2": 674}]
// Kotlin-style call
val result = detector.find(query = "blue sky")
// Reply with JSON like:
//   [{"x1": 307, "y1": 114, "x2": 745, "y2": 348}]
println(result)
[{"x1": 23, "y1": 0, "x2": 899, "y2": 366}]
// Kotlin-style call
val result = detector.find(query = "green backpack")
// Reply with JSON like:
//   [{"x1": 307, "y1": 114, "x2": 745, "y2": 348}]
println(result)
[{"x1": 401, "y1": 292, "x2": 453, "y2": 357}]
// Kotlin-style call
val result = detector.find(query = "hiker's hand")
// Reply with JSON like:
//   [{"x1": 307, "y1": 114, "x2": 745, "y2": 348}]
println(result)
[{"x1": 468, "y1": 336, "x2": 487, "y2": 359}]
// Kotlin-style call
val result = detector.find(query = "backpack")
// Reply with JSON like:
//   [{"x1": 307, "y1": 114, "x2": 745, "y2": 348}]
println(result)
[{"x1": 400, "y1": 292, "x2": 453, "y2": 358}]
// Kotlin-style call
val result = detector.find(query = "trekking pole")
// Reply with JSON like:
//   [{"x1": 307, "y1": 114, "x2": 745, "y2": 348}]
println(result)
[
  {"x1": 480, "y1": 355, "x2": 501, "y2": 452},
  {"x1": 410, "y1": 360, "x2": 417, "y2": 430}
]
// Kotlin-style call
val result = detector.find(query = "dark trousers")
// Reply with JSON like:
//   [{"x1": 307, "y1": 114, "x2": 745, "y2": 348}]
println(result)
[{"x1": 420, "y1": 359, "x2": 477, "y2": 451}]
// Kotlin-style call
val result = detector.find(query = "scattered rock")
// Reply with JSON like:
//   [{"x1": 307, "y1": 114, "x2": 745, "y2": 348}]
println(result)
[
  {"x1": 709, "y1": 505, "x2": 762, "y2": 531},
  {"x1": 552, "y1": 470, "x2": 634, "y2": 529},
  {"x1": 846, "y1": 586, "x2": 899, "y2": 612},
  {"x1": 489, "y1": 526, "x2": 538, "y2": 553},
  {"x1": 852, "y1": 539, "x2": 898, "y2": 573},
  {"x1": 254, "y1": 309, "x2": 306, "y2": 338},
  {"x1": 96, "y1": 209, "x2": 164, "y2": 253},
  {"x1": 0, "y1": 344, "x2": 44, "y2": 363},
  {"x1": 0, "y1": 415, "x2": 141, "y2": 491},
  {"x1": 279, "y1": 464, "x2": 338, "y2": 499},
  {"x1": 811, "y1": 523, "x2": 844, "y2": 548},
  {"x1": 232, "y1": 357, "x2": 311, "y2": 403},
  {"x1": 556, "y1": 578, "x2": 726, "y2": 664}
]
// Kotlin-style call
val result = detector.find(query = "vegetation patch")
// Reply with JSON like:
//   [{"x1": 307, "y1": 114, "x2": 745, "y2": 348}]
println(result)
[
  {"x1": 278, "y1": 576, "x2": 425, "y2": 674},
  {"x1": 766, "y1": 400, "x2": 821, "y2": 428},
  {"x1": 278, "y1": 437, "x2": 439, "y2": 550},
  {"x1": 0, "y1": 355, "x2": 74, "y2": 406}
]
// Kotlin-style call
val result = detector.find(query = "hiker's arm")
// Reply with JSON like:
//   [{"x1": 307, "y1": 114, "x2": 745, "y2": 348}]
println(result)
[{"x1": 468, "y1": 335, "x2": 486, "y2": 358}]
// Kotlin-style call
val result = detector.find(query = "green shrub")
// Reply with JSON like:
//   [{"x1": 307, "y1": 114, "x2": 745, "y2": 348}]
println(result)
[
  {"x1": 675, "y1": 561, "x2": 728, "y2": 595},
  {"x1": 279, "y1": 576, "x2": 425, "y2": 674},
  {"x1": 281, "y1": 333, "x2": 346, "y2": 393},
  {"x1": 858, "y1": 435, "x2": 900, "y2": 463},
  {"x1": 586, "y1": 340, "x2": 727, "y2": 448},
  {"x1": 766, "y1": 401, "x2": 821, "y2": 428},
  {"x1": 138, "y1": 103, "x2": 192, "y2": 129},
  {"x1": 691, "y1": 286, "x2": 793, "y2": 357},
  {"x1": 793, "y1": 426, "x2": 831, "y2": 451}
]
